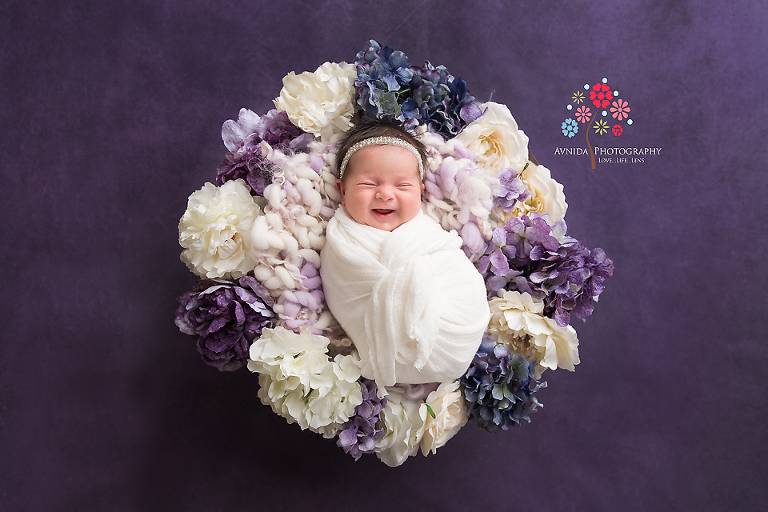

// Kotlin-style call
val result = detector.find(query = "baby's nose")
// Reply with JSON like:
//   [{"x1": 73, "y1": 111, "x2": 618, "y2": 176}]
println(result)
[{"x1": 376, "y1": 187, "x2": 394, "y2": 199}]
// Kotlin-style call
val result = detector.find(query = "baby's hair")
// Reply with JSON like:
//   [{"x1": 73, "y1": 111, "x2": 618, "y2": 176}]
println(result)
[{"x1": 336, "y1": 119, "x2": 427, "y2": 182}]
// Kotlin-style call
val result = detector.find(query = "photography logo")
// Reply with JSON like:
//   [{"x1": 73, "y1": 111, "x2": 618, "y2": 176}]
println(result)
[{"x1": 557, "y1": 78, "x2": 657, "y2": 168}]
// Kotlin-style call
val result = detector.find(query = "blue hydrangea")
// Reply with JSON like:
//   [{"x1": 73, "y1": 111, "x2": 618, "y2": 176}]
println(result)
[
  {"x1": 354, "y1": 40, "x2": 481, "y2": 138},
  {"x1": 460, "y1": 336, "x2": 543, "y2": 432}
]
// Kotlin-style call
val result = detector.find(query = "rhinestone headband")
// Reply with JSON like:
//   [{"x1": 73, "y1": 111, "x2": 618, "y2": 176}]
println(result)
[{"x1": 338, "y1": 136, "x2": 424, "y2": 181}]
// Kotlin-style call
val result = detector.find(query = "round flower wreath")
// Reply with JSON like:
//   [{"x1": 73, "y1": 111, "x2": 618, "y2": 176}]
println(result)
[{"x1": 175, "y1": 40, "x2": 614, "y2": 467}]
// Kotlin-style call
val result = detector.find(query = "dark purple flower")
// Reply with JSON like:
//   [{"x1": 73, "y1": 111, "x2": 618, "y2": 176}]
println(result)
[
  {"x1": 337, "y1": 379, "x2": 387, "y2": 460},
  {"x1": 175, "y1": 276, "x2": 275, "y2": 371},
  {"x1": 460, "y1": 336, "x2": 542, "y2": 432},
  {"x1": 216, "y1": 109, "x2": 313, "y2": 196},
  {"x1": 530, "y1": 241, "x2": 615, "y2": 326}
]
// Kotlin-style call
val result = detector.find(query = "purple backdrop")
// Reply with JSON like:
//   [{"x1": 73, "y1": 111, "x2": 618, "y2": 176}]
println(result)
[{"x1": 2, "y1": 0, "x2": 766, "y2": 510}]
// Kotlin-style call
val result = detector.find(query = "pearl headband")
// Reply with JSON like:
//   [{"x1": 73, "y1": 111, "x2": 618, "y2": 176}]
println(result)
[{"x1": 338, "y1": 136, "x2": 425, "y2": 181}]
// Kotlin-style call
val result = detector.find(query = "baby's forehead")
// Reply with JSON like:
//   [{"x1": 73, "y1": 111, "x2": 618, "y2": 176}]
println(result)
[{"x1": 347, "y1": 144, "x2": 421, "y2": 176}]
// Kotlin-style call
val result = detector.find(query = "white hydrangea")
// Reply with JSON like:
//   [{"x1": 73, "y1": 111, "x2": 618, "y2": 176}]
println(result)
[
  {"x1": 488, "y1": 290, "x2": 579, "y2": 378},
  {"x1": 248, "y1": 327, "x2": 362, "y2": 437},
  {"x1": 178, "y1": 179, "x2": 260, "y2": 279},
  {"x1": 273, "y1": 62, "x2": 356, "y2": 141}
]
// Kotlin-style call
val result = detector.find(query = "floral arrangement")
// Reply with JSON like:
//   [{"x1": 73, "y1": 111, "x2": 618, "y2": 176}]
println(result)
[{"x1": 175, "y1": 40, "x2": 614, "y2": 466}]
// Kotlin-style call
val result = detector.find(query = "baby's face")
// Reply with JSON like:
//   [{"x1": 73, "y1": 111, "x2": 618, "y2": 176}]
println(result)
[{"x1": 337, "y1": 144, "x2": 424, "y2": 231}]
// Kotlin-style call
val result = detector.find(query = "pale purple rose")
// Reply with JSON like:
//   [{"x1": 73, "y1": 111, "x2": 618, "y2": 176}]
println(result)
[{"x1": 216, "y1": 109, "x2": 314, "y2": 195}]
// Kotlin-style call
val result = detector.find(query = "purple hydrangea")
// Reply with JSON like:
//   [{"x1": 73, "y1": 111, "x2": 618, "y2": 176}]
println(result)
[
  {"x1": 175, "y1": 276, "x2": 275, "y2": 371},
  {"x1": 494, "y1": 168, "x2": 531, "y2": 210},
  {"x1": 337, "y1": 379, "x2": 387, "y2": 460},
  {"x1": 460, "y1": 336, "x2": 542, "y2": 432},
  {"x1": 478, "y1": 213, "x2": 614, "y2": 326},
  {"x1": 216, "y1": 109, "x2": 314, "y2": 196},
  {"x1": 354, "y1": 40, "x2": 481, "y2": 138},
  {"x1": 530, "y1": 241, "x2": 615, "y2": 326}
]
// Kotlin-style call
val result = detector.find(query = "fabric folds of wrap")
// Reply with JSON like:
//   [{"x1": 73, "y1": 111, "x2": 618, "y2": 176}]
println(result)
[{"x1": 320, "y1": 207, "x2": 490, "y2": 388}]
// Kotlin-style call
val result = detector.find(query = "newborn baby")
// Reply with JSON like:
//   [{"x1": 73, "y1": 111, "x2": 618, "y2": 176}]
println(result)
[{"x1": 320, "y1": 120, "x2": 490, "y2": 388}]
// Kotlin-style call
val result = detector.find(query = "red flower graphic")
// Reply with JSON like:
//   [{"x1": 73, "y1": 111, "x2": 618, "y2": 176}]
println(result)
[
  {"x1": 575, "y1": 105, "x2": 592, "y2": 124},
  {"x1": 612, "y1": 124, "x2": 623, "y2": 136},
  {"x1": 590, "y1": 83, "x2": 614, "y2": 109},
  {"x1": 610, "y1": 99, "x2": 630, "y2": 121}
]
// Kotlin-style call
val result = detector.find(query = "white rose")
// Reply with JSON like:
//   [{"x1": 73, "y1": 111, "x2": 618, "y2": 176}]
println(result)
[
  {"x1": 178, "y1": 179, "x2": 259, "y2": 279},
  {"x1": 501, "y1": 163, "x2": 568, "y2": 223},
  {"x1": 273, "y1": 61, "x2": 356, "y2": 141},
  {"x1": 488, "y1": 290, "x2": 579, "y2": 378},
  {"x1": 374, "y1": 391, "x2": 424, "y2": 467},
  {"x1": 454, "y1": 101, "x2": 529, "y2": 173},
  {"x1": 419, "y1": 380, "x2": 468, "y2": 455}
]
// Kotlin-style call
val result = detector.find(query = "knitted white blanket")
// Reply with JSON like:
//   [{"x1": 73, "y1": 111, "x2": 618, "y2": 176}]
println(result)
[{"x1": 320, "y1": 207, "x2": 490, "y2": 388}]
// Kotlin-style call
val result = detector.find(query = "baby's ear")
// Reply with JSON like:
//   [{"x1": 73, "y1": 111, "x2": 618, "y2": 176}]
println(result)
[{"x1": 336, "y1": 179, "x2": 345, "y2": 203}]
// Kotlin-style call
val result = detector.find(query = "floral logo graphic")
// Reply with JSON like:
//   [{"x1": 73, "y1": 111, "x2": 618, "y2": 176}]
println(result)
[
  {"x1": 611, "y1": 98, "x2": 630, "y2": 121},
  {"x1": 562, "y1": 78, "x2": 633, "y2": 168},
  {"x1": 575, "y1": 105, "x2": 591, "y2": 124},
  {"x1": 561, "y1": 118, "x2": 578, "y2": 138},
  {"x1": 593, "y1": 119, "x2": 609, "y2": 135}
]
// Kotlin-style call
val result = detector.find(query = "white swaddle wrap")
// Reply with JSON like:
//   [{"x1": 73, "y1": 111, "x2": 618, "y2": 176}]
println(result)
[{"x1": 321, "y1": 206, "x2": 490, "y2": 388}]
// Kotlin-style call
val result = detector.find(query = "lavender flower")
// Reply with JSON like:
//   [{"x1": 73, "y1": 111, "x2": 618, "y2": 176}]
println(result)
[
  {"x1": 354, "y1": 40, "x2": 480, "y2": 138},
  {"x1": 478, "y1": 213, "x2": 614, "y2": 325},
  {"x1": 337, "y1": 379, "x2": 387, "y2": 460},
  {"x1": 460, "y1": 336, "x2": 542, "y2": 432},
  {"x1": 175, "y1": 276, "x2": 275, "y2": 371},
  {"x1": 494, "y1": 168, "x2": 531, "y2": 210},
  {"x1": 530, "y1": 242, "x2": 615, "y2": 326},
  {"x1": 217, "y1": 109, "x2": 314, "y2": 196}
]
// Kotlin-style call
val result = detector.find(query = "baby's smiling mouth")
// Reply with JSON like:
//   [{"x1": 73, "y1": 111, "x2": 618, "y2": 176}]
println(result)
[{"x1": 373, "y1": 209, "x2": 395, "y2": 216}]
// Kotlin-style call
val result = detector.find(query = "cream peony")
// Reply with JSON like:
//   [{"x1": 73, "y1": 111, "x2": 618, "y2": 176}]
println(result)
[
  {"x1": 419, "y1": 380, "x2": 468, "y2": 455},
  {"x1": 454, "y1": 101, "x2": 529, "y2": 174},
  {"x1": 248, "y1": 327, "x2": 363, "y2": 437},
  {"x1": 500, "y1": 163, "x2": 568, "y2": 223},
  {"x1": 179, "y1": 179, "x2": 260, "y2": 278},
  {"x1": 488, "y1": 290, "x2": 579, "y2": 378},
  {"x1": 273, "y1": 62, "x2": 356, "y2": 141},
  {"x1": 374, "y1": 390, "x2": 425, "y2": 467}
]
